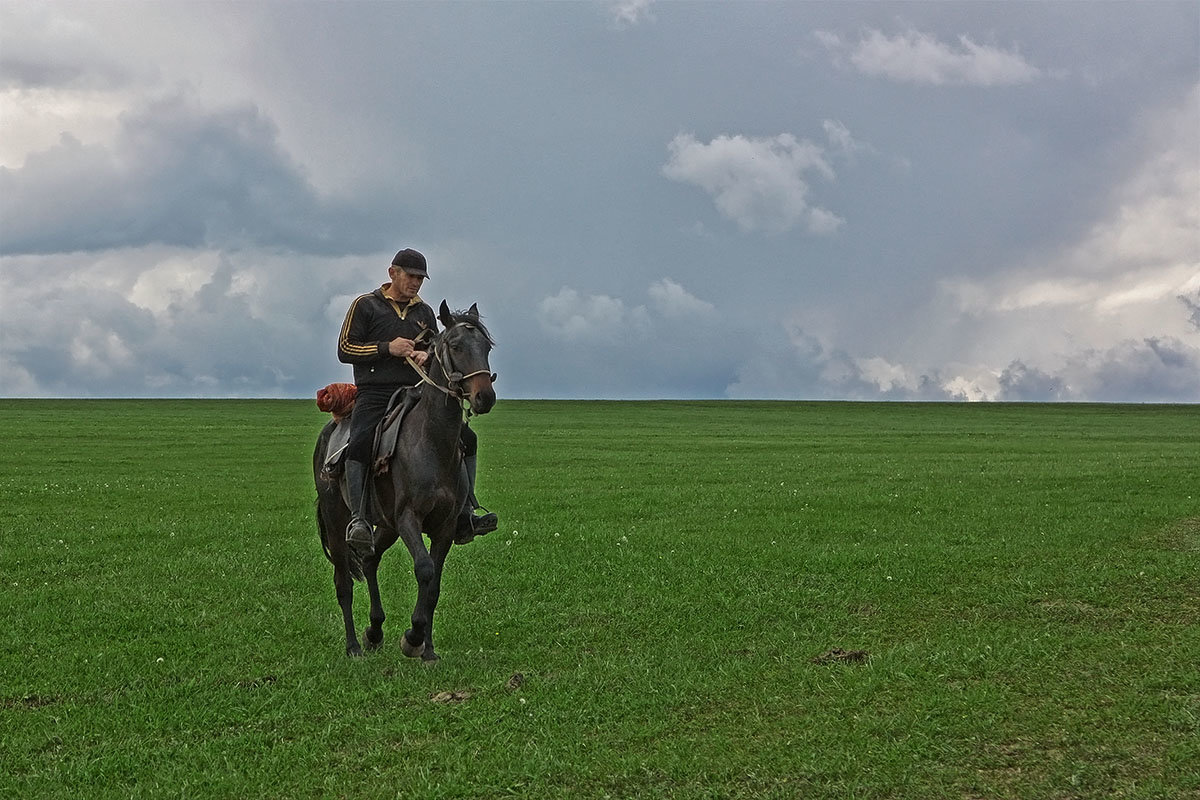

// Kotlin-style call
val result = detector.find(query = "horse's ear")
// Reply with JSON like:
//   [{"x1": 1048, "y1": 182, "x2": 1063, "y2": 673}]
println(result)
[
  {"x1": 467, "y1": 303, "x2": 479, "y2": 318},
  {"x1": 438, "y1": 300, "x2": 454, "y2": 328}
]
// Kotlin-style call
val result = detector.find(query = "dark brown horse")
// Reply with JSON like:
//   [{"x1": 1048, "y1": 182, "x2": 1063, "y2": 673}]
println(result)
[{"x1": 314, "y1": 301, "x2": 496, "y2": 660}]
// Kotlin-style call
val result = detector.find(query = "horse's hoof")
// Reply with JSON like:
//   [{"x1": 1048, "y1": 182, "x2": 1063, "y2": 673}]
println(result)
[
  {"x1": 346, "y1": 643, "x2": 364, "y2": 658},
  {"x1": 364, "y1": 627, "x2": 383, "y2": 650},
  {"x1": 421, "y1": 651, "x2": 440, "y2": 664},
  {"x1": 401, "y1": 633, "x2": 425, "y2": 659}
]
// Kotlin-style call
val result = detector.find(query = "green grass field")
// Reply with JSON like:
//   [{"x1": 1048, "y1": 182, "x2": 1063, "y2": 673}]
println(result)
[{"x1": 1, "y1": 399, "x2": 1197, "y2": 799}]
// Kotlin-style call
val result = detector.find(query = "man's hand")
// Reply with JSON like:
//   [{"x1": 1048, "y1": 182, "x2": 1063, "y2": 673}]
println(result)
[
  {"x1": 387, "y1": 337, "x2": 415, "y2": 357},
  {"x1": 411, "y1": 350, "x2": 430, "y2": 367}
]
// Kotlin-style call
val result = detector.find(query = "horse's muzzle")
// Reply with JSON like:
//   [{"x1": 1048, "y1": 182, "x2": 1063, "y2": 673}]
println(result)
[{"x1": 467, "y1": 373, "x2": 496, "y2": 415}]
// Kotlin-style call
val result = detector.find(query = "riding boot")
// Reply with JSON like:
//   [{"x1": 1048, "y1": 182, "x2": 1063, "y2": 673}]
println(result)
[
  {"x1": 344, "y1": 459, "x2": 374, "y2": 556},
  {"x1": 464, "y1": 454, "x2": 498, "y2": 536}
]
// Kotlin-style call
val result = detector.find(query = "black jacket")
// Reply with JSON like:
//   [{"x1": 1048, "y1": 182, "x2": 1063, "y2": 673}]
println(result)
[{"x1": 337, "y1": 288, "x2": 438, "y2": 387}]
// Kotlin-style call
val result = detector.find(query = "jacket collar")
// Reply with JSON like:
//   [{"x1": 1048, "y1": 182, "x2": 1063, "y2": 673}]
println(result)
[{"x1": 376, "y1": 285, "x2": 423, "y2": 318}]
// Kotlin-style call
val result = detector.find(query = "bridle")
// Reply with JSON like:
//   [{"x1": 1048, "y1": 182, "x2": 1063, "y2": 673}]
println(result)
[{"x1": 404, "y1": 322, "x2": 493, "y2": 409}]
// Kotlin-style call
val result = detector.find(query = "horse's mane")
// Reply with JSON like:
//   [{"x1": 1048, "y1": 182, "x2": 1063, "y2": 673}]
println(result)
[{"x1": 443, "y1": 310, "x2": 495, "y2": 348}]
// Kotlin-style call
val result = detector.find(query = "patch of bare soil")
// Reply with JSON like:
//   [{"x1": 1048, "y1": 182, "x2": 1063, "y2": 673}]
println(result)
[
  {"x1": 811, "y1": 648, "x2": 869, "y2": 665},
  {"x1": 504, "y1": 672, "x2": 525, "y2": 691},
  {"x1": 0, "y1": 694, "x2": 60, "y2": 709},
  {"x1": 1163, "y1": 517, "x2": 1200, "y2": 551},
  {"x1": 1035, "y1": 598, "x2": 1098, "y2": 613},
  {"x1": 430, "y1": 690, "x2": 472, "y2": 704}
]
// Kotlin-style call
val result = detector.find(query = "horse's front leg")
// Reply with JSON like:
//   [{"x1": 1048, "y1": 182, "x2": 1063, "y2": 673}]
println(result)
[
  {"x1": 392, "y1": 509, "x2": 434, "y2": 659},
  {"x1": 417, "y1": 533, "x2": 453, "y2": 662}
]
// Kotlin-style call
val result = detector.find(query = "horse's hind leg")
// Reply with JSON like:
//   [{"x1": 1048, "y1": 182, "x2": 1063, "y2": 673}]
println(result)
[
  {"x1": 318, "y1": 489, "x2": 362, "y2": 657},
  {"x1": 335, "y1": 563, "x2": 363, "y2": 657},
  {"x1": 363, "y1": 552, "x2": 386, "y2": 651}
]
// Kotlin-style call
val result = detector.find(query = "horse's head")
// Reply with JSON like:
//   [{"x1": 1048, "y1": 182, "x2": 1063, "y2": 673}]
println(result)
[{"x1": 436, "y1": 300, "x2": 497, "y2": 415}]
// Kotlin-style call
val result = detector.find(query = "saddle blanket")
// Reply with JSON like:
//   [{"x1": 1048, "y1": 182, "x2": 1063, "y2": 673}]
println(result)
[{"x1": 322, "y1": 417, "x2": 353, "y2": 472}]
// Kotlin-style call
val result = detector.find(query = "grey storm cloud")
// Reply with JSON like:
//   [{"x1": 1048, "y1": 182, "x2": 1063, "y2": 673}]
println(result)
[
  {"x1": 996, "y1": 361, "x2": 1067, "y2": 402},
  {"x1": 0, "y1": 94, "x2": 392, "y2": 256},
  {"x1": 1069, "y1": 337, "x2": 1200, "y2": 403},
  {"x1": 1182, "y1": 291, "x2": 1200, "y2": 332}
]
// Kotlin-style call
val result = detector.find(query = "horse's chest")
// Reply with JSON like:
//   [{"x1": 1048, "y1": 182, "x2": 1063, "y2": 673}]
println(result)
[{"x1": 398, "y1": 467, "x2": 459, "y2": 512}]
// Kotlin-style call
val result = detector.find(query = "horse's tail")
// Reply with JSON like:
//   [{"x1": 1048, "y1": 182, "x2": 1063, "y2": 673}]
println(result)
[{"x1": 315, "y1": 497, "x2": 334, "y2": 563}]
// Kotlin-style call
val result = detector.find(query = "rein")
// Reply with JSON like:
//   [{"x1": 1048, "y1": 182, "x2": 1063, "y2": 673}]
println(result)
[{"x1": 404, "y1": 323, "x2": 490, "y2": 414}]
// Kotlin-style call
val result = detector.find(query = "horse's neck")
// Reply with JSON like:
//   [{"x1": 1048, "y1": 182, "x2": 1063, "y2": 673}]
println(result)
[{"x1": 414, "y1": 361, "x2": 464, "y2": 462}]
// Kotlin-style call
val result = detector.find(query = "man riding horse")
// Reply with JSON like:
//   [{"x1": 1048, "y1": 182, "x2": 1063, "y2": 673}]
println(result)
[{"x1": 336, "y1": 247, "x2": 498, "y2": 560}]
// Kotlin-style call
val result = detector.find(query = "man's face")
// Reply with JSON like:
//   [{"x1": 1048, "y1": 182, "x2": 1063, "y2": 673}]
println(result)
[{"x1": 389, "y1": 267, "x2": 424, "y2": 301}]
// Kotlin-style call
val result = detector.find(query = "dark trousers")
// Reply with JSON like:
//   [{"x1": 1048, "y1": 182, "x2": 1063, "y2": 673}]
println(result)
[
  {"x1": 347, "y1": 385, "x2": 401, "y2": 465},
  {"x1": 347, "y1": 384, "x2": 477, "y2": 465}
]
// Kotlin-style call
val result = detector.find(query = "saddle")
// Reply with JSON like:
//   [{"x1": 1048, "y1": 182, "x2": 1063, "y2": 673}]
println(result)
[
  {"x1": 321, "y1": 385, "x2": 423, "y2": 476},
  {"x1": 372, "y1": 386, "x2": 422, "y2": 475}
]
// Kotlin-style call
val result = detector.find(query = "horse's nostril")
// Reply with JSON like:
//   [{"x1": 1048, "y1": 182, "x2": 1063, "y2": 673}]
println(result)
[{"x1": 472, "y1": 390, "x2": 496, "y2": 414}]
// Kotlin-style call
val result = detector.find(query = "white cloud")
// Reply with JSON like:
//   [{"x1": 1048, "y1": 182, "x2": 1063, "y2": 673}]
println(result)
[
  {"x1": 0, "y1": 88, "x2": 127, "y2": 169},
  {"x1": 662, "y1": 132, "x2": 843, "y2": 235},
  {"x1": 538, "y1": 278, "x2": 716, "y2": 343},
  {"x1": 609, "y1": 0, "x2": 654, "y2": 29},
  {"x1": 0, "y1": 4, "x2": 140, "y2": 91},
  {"x1": 538, "y1": 287, "x2": 648, "y2": 342},
  {"x1": 822, "y1": 119, "x2": 874, "y2": 159},
  {"x1": 128, "y1": 253, "x2": 221, "y2": 315},
  {"x1": 818, "y1": 28, "x2": 1042, "y2": 86},
  {"x1": 524, "y1": 280, "x2": 738, "y2": 398},
  {"x1": 648, "y1": 278, "x2": 715, "y2": 317}
]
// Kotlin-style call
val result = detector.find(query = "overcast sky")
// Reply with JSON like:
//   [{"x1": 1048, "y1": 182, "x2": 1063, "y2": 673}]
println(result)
[{"x1": 1, "y1": 1, "x2": 1197, "y2": 401}]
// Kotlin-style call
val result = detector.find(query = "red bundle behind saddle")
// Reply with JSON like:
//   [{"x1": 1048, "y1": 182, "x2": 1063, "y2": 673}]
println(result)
[{"x1": 316, "y1": 382, "x2": 357, "y2": 420}]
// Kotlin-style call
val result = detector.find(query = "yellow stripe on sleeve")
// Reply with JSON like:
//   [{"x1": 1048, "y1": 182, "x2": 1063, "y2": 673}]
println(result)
[{"x1": 338, "y1": 295, "x2": 379, "y2": 356}]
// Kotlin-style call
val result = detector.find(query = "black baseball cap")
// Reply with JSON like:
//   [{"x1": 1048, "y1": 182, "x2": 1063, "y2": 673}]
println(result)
[{"x1": 391, "y1": 248, "x2": 429, "y2": 278}]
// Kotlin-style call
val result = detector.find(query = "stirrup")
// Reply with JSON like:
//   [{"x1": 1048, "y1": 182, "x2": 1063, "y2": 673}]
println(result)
[
  {"x1": 346, "y1": 516, "x2": 374, "y2": 554},
  {"x1": 453, "y1": 509, "x2": 497, "y2": 545},
  {"x1": 471, "y1": 510, "x2": 499, "y2": 536}
]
